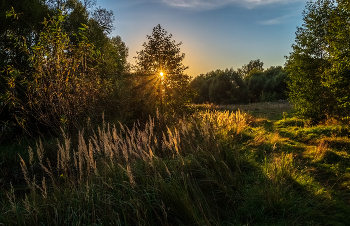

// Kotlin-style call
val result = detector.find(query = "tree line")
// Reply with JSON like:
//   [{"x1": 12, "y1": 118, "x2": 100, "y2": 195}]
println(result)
[
  {"x1": 190, "y1": 60, "x2": 288, "y2": 105},
  {"x1": 1, "y1": 0, "x2": 349, "y2": 142}
]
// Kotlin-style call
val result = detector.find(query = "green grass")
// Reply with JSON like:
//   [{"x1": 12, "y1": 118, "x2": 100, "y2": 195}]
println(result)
[
  {"x1": 1, "y1": 104, "x2": 350, "y2": 225},
  {"x1": 224, "y1": 102, "x2": 294, "y2": 121},
  {"x1": 193, "y1": 101, "x2": 294, "y2": 121}
]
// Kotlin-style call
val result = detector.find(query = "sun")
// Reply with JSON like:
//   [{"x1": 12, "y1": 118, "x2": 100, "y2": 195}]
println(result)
[{"x1": 160, "y1": 72, "x2": 164, "y2": 77}]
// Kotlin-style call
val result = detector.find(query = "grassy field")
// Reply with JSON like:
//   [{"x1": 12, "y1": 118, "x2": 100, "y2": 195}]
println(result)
[
  {"x1": 1, "y1": 102, "x2": 350, "y2": 225},
  {"x1": 193, "y1": 101, "x2": 293, "y2": 121}
]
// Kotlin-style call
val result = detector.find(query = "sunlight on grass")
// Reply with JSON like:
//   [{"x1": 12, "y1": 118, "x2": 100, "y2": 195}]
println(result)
[{"x1": 1, "y1": 108, "x2": 350, "y2": 225}]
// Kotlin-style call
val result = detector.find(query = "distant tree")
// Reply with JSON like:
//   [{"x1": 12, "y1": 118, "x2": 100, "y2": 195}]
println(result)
[
  {"x1": 191, "y1": 62, "x2": 288, "y2": 105},
  {"x1": 209, "y1": 70, "x2": 233, "y2": 104},
  {"x1": 190, "y1": 74, "x2": 207, "y2": 103},
  {"x1": 246, "y1": 69, "x2": 267, "y2": 102},
  {"x1": 238, "y1": 59, "x2": 264, "y2": 78},
  {"x1": 134, "y1": 24, "x2": 193, "y2": 116},
  {"x1": 199, "y1": 78, "x2": 213, "y2": 103},
  {"x1": 262, "y1": 66, "x2": 288, "y2": 101},
  {"x1": 209, "y1": 69, "x2": 247, "y2": 104},
  {"x1": 191, "y1": 68, "x2": 248, "y2": 105}
]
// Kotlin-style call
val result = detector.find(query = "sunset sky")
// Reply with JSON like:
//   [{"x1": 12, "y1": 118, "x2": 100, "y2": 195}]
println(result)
[{"x1": 98, "y1": 0, "x2": 308, "y2": 77}]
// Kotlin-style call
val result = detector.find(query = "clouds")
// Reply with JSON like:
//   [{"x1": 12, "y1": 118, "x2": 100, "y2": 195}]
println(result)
[
  {"x1": 161, "y1": 0, "x2": 305, "y2": 10},
  {"x1": 258, "y1": 14, "x2": 293, "y2": 25},
  {"x1": 159, "y1": 0, "x2": 306, "y2": 25},
  {"x1": 257, "y1": 6, "x2": 303, "y2": 25}
]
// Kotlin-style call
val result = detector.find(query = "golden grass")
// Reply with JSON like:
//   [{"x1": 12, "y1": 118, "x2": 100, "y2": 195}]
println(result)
[
  {"x1": 4, "y1": 109, "x2": 349, "y2": 225},
  {"x1": 315, "y1": 139, "x2": 329, "y2": 161},
  {"x1": 17, "y1": 109, "x2": 249, "y2": 194},
  {"x1": 192, "y1": 101, "x2": 293, "y2": 121}
]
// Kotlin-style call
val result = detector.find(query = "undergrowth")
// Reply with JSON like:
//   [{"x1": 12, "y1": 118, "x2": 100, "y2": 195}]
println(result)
[{"x1": 1, "y1": 110, "x2": 349, "y2": 225}]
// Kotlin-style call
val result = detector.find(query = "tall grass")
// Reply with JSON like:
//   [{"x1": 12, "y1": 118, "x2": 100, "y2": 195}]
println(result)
[
  {"x1": 1, "y1": 109, "x2": 349, "y2": 225},
  {"x1": 0, "y1": 110, "x2": 247, "y2": 225}
]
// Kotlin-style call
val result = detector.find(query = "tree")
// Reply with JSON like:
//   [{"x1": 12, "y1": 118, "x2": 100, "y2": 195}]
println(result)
[
  {"x1": 285, "y1": 0, "x2": 350, "y2": 121},
  {"x1": 246, "y1": 69, "x2": 267, "y2": 102},
  {"x1": 190, "y1": 68, "x2": 248, "y2": 105},
  {"x1": 323, "y1": 1, "x2": 350, "y2": 121},
  {"x1": 208, "y1": 69, "x2": 247, "y2": 104},
  {"x1": 238, "y1": 59, "x2": 264, "y2": 78},
  {"x1": 134, "y1": 24, "x2": 193, "y2": 116},
  {"x1": 262, "y1": 66, "x2": 288, "y2": 101},
  {"x1": 0, "y1": 1, "x2": 50, "y2": 139},
  {"x1": 0, "y1": 0, "x2": 122, "y2": 138}
]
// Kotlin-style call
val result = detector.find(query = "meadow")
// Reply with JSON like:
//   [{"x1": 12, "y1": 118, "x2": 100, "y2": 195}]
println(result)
[{"x1": 1, "y1": 102, "x2": 350, "y2": 225}]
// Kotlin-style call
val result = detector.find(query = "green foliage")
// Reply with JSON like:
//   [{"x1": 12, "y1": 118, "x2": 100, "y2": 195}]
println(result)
[
  {"x1": 323, "y1": 1, "x2": 350, "y2": 122},
  {"x1": 102, "y1": 36, "x2": 129, "y2": 76},
  {"x1": 134, "y1": 24, "x2": 194, "y2": 117},
  {"x1": 246, "y1": 68, "x2": 267, "y2": 102},
  {"x1": 26, "y1": 12, "x2": 110, "y2": 133},
  {"x1": 0, "y1": 1, "x2": 51, "y2": 139},
  {"x1": 238, "y1": 58, "x2": 264, "y2": 78},
  {"x1": 208, "y1": 69, "x2": 248, "y2": 104},
  {"x1": 286, "y1": 0, "x2": 350, "y2": 122},
  {"x1": 63, "y1": 0, "x2": 114, "y2": 49},
  {"x1": 0, "y1": 1, "x2": 128, "y2": 139},
  {"x1": 191, "y1": 68, "x2": 248, "y2": 105},
  {"x1": 190, "y1": 74, "x2": 213, "y2": 103},
  {"x1": 191, "y1": 63, "x2": 287, "y2": 104}
]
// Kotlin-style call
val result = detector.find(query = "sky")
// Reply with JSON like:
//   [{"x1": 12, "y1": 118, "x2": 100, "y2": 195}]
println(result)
[{"x1": 98, "y1": 0, "x2": 308, "y2": 77}]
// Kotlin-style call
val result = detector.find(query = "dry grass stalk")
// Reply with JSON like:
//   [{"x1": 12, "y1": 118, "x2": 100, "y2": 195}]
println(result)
[
  {"x1": 23, "y1": 194, "x2": 31, "y2": 214},
  {"x1": 250, "y1": 133, "x2": 266, "y2": 146},
  {"x1": 6, "y1": 183, "x2": 16, "y2": 213},
  {"x1": 57, "y1": 132, "x2": 71, "y2": 175},
  {"x1": 268, "y1": 153, "x2": 295, "y2": 184},
  {"x1": 31, "y1": 175, "x2": 47, "y2": 199},
  {"x1": 315, "y1": 139, "x2": 329, "y2": 160},
  {"x1": 127, "y1": 164, "x2": 135, "y2": 187},
  {"x1": 28, "y1": 147, "x2": 34, "y2": 166},
  {"x1": 36, "y1": 139, "x2": 44, "y2": 165},
  {"x1": 270, "y1": 133, "x2": 281, "y2": 145},
  {"x1": 41, "y1": 177, "x2": 47, "y2": 199},
  {"x1": 20, "y1": 110, "x2": 250, "y2": 197},
  {"x1": 19, "y1": 156, "x2": 31, "y2": 188}
]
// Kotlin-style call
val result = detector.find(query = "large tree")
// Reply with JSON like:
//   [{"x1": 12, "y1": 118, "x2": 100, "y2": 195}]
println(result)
[
  {"x1": 134, "y1": 24, "x2": 193, "y2": 116},
  {"x1": 0, "y1": 0, "x2": 126, "y2": 139},
  {"x1": 286, "y1": 0, "x2": 350, "y2": 121},
  {"x1": 323, "y1": 0, "x2": 350, "y2": 121}
]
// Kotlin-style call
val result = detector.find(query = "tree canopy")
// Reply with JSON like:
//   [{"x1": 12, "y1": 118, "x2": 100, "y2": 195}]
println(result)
[
  {"x1": 0, "y1": 0, "x2": 129, "y2": 138},
  {"x1": 190, "y1": 62, "x2": 287, "y2": 105},
  {"x1": 238, "y1": 59, "x2": 264, "y2": 78},
  {"x1": 134, "y1": 24, "x2": 193, "y2": 116},
  {"x1": 286, "y1": 0, "x2": 350, "y2": 122}
]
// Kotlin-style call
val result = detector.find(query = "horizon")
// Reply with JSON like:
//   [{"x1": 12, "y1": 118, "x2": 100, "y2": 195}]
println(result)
[{"x1": 99, "y1": 0, "x2": 308, "y2": 77}]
